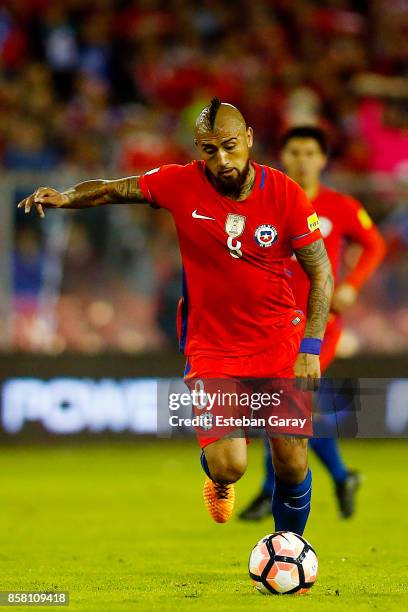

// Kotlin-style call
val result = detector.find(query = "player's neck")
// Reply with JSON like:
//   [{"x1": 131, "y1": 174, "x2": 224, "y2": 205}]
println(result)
[
  {"x1": 236, "y1": 162, "x2": 256, "y2": 201},
  {"x1": 302, "y1": 181, "x2": 321, "y2": 201}
]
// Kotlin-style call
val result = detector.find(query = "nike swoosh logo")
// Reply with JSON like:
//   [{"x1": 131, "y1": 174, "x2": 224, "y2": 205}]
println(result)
[{"x1": 192, "y1": 210, "x2": 216, "y2": 221}]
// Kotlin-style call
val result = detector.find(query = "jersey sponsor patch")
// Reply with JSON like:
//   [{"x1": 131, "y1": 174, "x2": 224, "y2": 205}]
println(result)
[
  {"x1": 357, "y1": 208, "x2": 373, "y2": 229},
  {"x1": 254, "y1": 224, "x2": 278, "y2": 247},
  {"x1": 307, "y1": 212, "x2": 320, "y2": 232}
]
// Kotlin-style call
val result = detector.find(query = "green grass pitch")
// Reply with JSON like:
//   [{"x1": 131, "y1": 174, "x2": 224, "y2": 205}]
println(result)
[{"x1": 0, "y1": 439, "x2": 407, "y2": 611}]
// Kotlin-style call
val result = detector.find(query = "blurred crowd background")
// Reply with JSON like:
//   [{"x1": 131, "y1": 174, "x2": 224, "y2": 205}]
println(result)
[{"x1": 1, "y1": 0, "x2": 407, "y2": 354}]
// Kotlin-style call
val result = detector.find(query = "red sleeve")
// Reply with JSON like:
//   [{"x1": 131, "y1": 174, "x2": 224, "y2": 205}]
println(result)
[
  {"x1": 138, "y1": 164, "x2": 185, "y2": 211},
  {"x1": 287, "y1": 179, "x2": 322, "y2": 249},
  {"x1": 341, "y1": 196, "x2": 386, "y2": 289}
]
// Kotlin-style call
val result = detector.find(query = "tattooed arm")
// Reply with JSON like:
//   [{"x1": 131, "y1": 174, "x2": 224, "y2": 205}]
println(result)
[
  {"x1": 293, "y1": 238, "x2": 334, "y2": 386},
  {"x1": 17, "y1": 176, "x2": 148, "y2": 217},
  {"x1": 295, "y1": 238, "x2": 333, "y2": 340}
]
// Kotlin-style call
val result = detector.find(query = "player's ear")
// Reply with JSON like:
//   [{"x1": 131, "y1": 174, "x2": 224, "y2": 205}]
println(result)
[
  {"x1": 194, "y1": 138, "x2": 199, "y2": 149},
  {"x1": 247, "y1": 127, "x2": 253, "y2": 149}
]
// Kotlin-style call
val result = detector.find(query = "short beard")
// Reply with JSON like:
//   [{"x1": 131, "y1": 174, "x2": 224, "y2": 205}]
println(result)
[{"x1": 206, "y1": 160, "x2": 251, "y2": 198}]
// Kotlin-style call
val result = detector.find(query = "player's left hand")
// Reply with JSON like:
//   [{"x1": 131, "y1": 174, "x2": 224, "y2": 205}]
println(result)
[
  {"x1": 294, "y1": 353, "x2": 321, "y2": 391},
  {"x1": 331, "y1": 283, "x2": 357, "y2": 314}
]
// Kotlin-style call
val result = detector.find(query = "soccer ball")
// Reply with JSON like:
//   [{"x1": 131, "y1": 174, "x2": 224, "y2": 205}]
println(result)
[{"x1": 249, "y1": 531, "x2": 318, "y2": 595}]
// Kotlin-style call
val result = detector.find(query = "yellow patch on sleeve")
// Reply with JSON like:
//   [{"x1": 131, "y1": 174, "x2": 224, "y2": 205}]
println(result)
[
  {"x1": 307, "y1": 212, "x2": 320, "y2": 232},
  {"x1": 357, "y1": 208, "x2": 373, "y2": 229}
]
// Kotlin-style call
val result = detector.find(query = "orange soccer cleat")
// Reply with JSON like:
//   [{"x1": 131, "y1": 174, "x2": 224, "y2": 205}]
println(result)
[{"x1": 203, "y1": 477, "x2": 235, "y2": 523}]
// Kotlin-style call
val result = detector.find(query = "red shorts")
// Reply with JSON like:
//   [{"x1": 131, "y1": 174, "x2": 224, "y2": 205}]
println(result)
[{"x1": 184, "y1": 328, "x2": 313, "y2": 448}]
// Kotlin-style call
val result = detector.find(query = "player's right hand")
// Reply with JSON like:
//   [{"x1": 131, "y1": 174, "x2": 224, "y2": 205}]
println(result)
[
  {"x1": 17, "y1": 187, "x2": 69, "y2": 218},
  {"x1": 294, "y1": 352, "x2": 321, "y2": 391}
]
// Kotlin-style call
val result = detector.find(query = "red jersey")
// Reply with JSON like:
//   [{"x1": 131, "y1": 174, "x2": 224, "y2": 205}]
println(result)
[
  {"x1": 286, "y1": 185, "x2": 385, "y2": 315},
  {"x1": 139, "y1": 161, "x2": 322, "y2": 356}
]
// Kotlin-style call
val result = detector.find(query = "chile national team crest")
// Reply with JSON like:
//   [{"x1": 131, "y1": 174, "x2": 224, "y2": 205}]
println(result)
[{"x1": 254, "y1": 224, "x2": 278, "y2": 247}]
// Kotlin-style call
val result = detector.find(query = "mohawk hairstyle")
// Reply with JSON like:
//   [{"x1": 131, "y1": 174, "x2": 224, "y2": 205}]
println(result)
[{"x1": 205, "y1": 97, "x2": 222, "y2": 130}]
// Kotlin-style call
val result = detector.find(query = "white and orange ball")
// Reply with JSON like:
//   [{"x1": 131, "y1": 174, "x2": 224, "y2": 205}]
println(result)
[{"x1": 249, "y1": 531, "x2": 318, "y2": 595}]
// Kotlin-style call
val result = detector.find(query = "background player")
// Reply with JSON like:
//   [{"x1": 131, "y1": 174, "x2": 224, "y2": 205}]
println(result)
[
  {"x1": 18, "y1": 99, "x2": 333, "y2": 536},
  {"x1": 239, "y1": 126, "x2": 386, "y2": 521}
]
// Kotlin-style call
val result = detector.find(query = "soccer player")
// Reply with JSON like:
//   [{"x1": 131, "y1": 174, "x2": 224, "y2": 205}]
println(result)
[
  {"x1": 19, "y1": 99, "x2": 333, "y2": 536},
  {"x1": 239, "y1": 126, "x2": 386, "y2": 521}
]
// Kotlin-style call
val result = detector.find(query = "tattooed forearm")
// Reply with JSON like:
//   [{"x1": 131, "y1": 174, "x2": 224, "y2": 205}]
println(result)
[
  {"x1": 306, "y1": 285, "x2": 332, "y2": 336},
  {"x1": 295, "y1": 239, "x2": 334, "y2": 339},
  {"x1": 62, "y1": 176, "x2": 148, "y2": 208},
  {"x1": 63, "y1": 180, "x2": 113, "y2": 208}
]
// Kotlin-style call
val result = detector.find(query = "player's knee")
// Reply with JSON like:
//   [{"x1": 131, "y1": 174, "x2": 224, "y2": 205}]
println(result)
[
  {"x1": 204, "y1": 438, "x2": 247, "y2": 483},
  {"x1": 273, "y1": 455, "x2": 308, "y2": 485},
  {"x1": 208, "y1": 455, "x2": 247, "y2": 484},
  {"x1": 271, "y1": 437, "x2": 308, "y2": 484}
]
